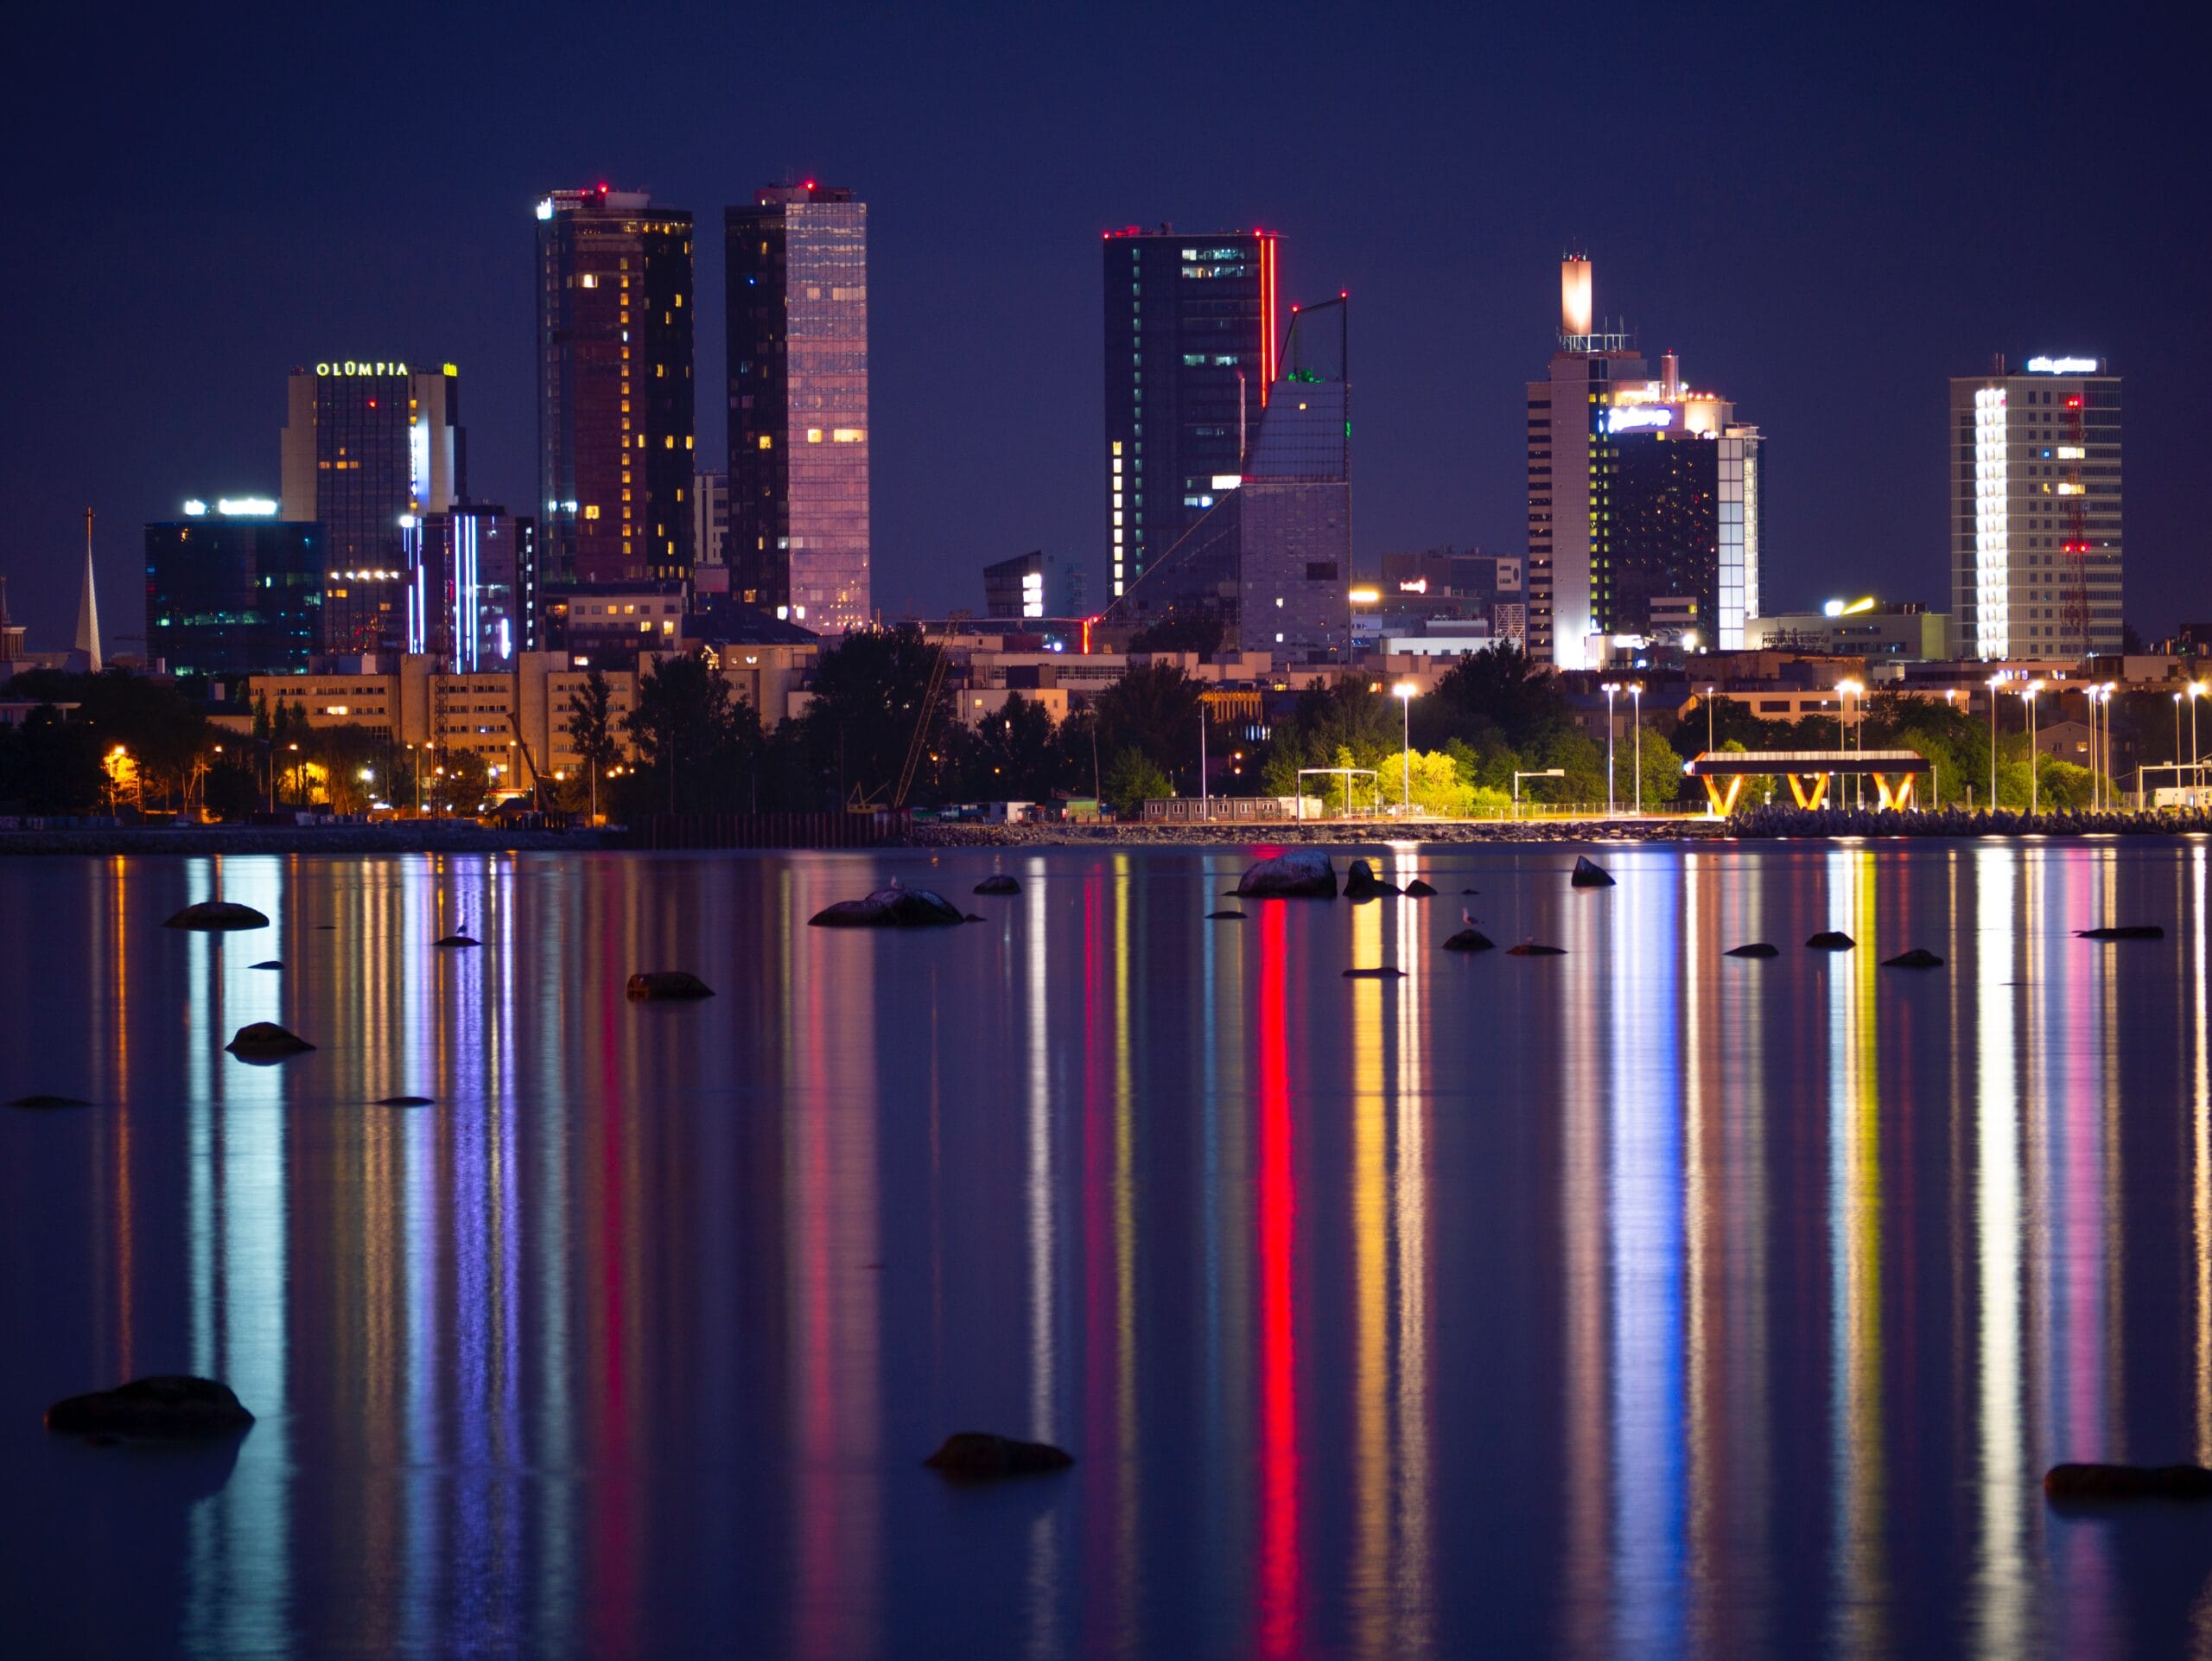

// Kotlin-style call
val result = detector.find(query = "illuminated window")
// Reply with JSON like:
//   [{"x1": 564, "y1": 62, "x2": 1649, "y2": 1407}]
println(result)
[
  {"x1": 758, "y1": 436, "x2": 772, "y2": 450},
  {"x1": 806, "y1": 429, "x2": 823, "y2": 442}
]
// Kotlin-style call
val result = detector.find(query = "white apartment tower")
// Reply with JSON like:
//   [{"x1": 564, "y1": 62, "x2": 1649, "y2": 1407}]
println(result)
[{"x1": 1948, "y1": 356, "x2": 2122, "y2": 660}]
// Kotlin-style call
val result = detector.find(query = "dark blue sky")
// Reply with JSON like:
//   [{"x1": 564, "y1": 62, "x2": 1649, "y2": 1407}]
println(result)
[{"x1": 3, "y1": 2, "x2": 2201, "y2": 648}]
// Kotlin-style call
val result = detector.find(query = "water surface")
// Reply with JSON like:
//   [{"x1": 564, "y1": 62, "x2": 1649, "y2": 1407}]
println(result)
[{"x1": 4, "y1": 842, "x2": 2212, "y2": 1659}]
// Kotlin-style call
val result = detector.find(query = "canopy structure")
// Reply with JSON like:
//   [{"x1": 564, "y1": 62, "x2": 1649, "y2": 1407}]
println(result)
[
  {"x1": 1294, "y1": 767, "x2": 1380, "y2": 820},
  {"x1": 1684, "y1": 749, "x2": 1932, "y2": 814}
]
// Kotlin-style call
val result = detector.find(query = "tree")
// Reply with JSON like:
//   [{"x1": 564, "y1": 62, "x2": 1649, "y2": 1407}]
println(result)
[
  {"x1": 623, "y1": 651, "x2": 763, "y2": 816},
  {"x1": 798, "y1": 625, "x2": 951, "y2": 807},
  {"x1": 1431, "y1": 644, "x2": 1569, "y2": 749},
  {"x1": 1092, "y1": 661, "x2": 1203, "y2": 784},
  {"x1": 564, "y1": 667, "x2": 620, "y2": 818},
  {"x1": 1103, "y1": 748, "x2": 1171, "y2": 817},
  {"x1": 958, "y1": 691, "x2": 1064, "y2": 801}
]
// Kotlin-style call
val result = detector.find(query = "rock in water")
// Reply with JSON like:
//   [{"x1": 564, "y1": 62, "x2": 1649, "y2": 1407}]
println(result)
[
  {"x1": 924, "y1": 1432, "x2": 1075, "y2": 1478},
  {"x1": 1403, "y1": 879, "x2": 1438, "y2": 897},
  {"x1": 1570, "y1": 856, "x2": 1614, "y2": 889},
  {"x1": 1882, "y1": 947, "x2": 1945, "y2": 969},
  {"x1": 1235, "y1": 850, "x2": 1338, "y2": 899},
  {"x1": 973, "y1": 874, "x2": 1020, "y2": 895},
  {"x1": 435, "y1": 933, "x2": 480, "y2": 949},
  {"x1": 2044, "y1": 1462, "x2": 2212, "y2": 1500},
  {"x1": 2076, "y1": 924, "x2": 2164, "y2": 940},
  {"x1": 808, "y1": 886, "x2": 967, "y2": 928},
  {"x1": 1343, "y1": 966, "x2": 1405, "y2": 978},
  {"x1": 1726, "y1": 943, "x2": 1780, "y2": 958},
  {"x1": 249, "y1": 960, "x2": 283, "y2": 971},
  {"x1": 1508, "y1": 942, "x2": 1567, "y2": 957},
  {"x1": 1442, "y1": 928, "x2": 1497, "y2": 952},
  {"x1": 8, "y1": 1094, "x2": 91, "y2": 1110},
  {"x1": 1807, "y1": 931, "x2": 1855, "y2": 951},
  {"x1": 226, "y1": 1021, "x2": 314, "y2": 1060},
  {"x1": 1343, "y1": 859, "x2": 1402, "y2": 900},
  {"x1": 45, "y1": 1376, "x2": 255, "y2": 1439},
  {"x1": 626, "y1": 971, "x2": 715, "y2": 1001},
  {"x1": 1207, "y1": 909, "x2": 1247, "y2": 920},
  {"x1": 375, "y1": 1096, "x2": 434, "y2": 1107},
  {"x1": 163, "y1": 901, "x2": 269, "y2": 932}
]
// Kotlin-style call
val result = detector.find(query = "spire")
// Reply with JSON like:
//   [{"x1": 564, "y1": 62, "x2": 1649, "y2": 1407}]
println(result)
[{"x1": 76, "y1": 507, "x2": 103, "y2": 672}]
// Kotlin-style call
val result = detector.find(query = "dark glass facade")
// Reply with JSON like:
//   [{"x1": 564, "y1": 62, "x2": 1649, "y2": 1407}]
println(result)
[
  {"x1": 1602, "y1": 431, "x2": 1719, "y2": 637},
  {"x1": 280, "y1": 363, "x2": 463, "y2": 657},
  {"x1": 1102, "y1": 228, "x2": 1277, "y2": 601},
  {"x1": 537, "y1": 188, "x2": 696, "y2": 589},
  {"x1": 145, "y1": 513, "x2": 322, "y2": 680},
  {"x1": 404, "y1": 506, "x2": 535, "y2": 671},
  {"x1": 726, "y1": 183, "x2": 870, "y2": 633}
]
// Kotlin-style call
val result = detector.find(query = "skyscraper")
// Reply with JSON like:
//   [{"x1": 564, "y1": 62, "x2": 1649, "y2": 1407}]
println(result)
[
  {"x1": 404, "y1": 505, "x2": 534, "y2": 672},
  {"x1": 1102, "y1": 226, "x2": 1279, "y2": 600},
  {"x1": 537, "y1": 187, "x2": 696, "y2": 590},
  {"x1": 145, "y1": 499, "x2": 321, "y2": 679},
  {"x1": 1948, "y1": 355, "x2": 2122, "y2": 659},
  {"x1": 726, "y1": 181, "x2": 870, "y2": 633},
  {"x1": 279, "y1": 360, "x2": 462, "y2": 655},
  {"x1": 1525, "y1": 260, "x2": 1762, "y2": 661}
]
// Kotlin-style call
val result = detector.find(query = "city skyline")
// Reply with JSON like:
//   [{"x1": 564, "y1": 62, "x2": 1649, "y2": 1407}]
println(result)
[{"x1": 6, "y1": 4, "x2": 2201, "y2": 652}]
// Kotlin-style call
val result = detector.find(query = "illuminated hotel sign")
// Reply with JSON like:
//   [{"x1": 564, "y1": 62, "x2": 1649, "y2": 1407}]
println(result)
[
  {"x1": 314, "y1": 360, "x2": 410, "y2": 377},
  {"x1": 2025, "y1": 356, "x2": 2099, "y2": 374},
  {"x1": 1606, "y1": 404, "x2": 1674, "y2": 434},
  {"x1": 182, "y1": 498, "x2": 278, "y2": 518}
]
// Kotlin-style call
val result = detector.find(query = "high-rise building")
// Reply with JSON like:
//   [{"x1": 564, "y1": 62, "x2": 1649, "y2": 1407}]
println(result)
[
  {"x1": 1948, "y1": 355, "x2": 2123, "y2": 659},
  {"x1": 1116, "y1": 298, "x2": 1350, "y2": 665},
  {"x1": 537, "y1": 187, "x2": 696, "y2": 590},
  {"x1": 983, "y1": 550, "x2": 1088, "y2": 620},
  {"x1": 145, "y1": 498, "x2": 321, "y2": 679},
  {"x1": 692, "y1": 468, "x2": 729, "y2": 572},
  {"x1": 280, "y1": 359, "x2": 463, "y2": 656},
  {"x1": 1102, "y1": 226, "x2": 1279, "y2": 599},
  {"x1": 1526, "y1": 261, "x2": 1762, "y2": 662},
  {"x1": 726, "y1": 181, "x2": 870, "y2": 632},
  {"x1": 404, "y1": 505, "x2": 534, "y2": 672}
]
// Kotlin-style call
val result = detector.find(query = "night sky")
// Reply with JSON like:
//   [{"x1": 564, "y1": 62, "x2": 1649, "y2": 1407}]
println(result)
[{"x1": 5, "y1": 2, "x2": 2202, "y2": 651}]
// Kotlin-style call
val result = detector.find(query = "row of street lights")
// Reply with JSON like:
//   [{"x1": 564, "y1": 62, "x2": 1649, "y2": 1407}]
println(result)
[{"x1": 1599, "y1": 682, "x2": 1645, "y2": 814}]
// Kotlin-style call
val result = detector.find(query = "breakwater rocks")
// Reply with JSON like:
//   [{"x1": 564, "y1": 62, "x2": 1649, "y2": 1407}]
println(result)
[
  {"x1": 912, "y1": 819, "x2": 1725, "y2": 850},
  {"x1": 1731, "y1": 805, "x2": 2212, "y2": 839},
  {"x1": 0, "y1": 824, "x2": 606, "y2": 857}
]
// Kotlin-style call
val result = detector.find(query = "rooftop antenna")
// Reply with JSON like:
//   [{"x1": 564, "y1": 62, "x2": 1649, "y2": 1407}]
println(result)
[{"x1": 76, "y1": 508, "x2": 103, "y2": 672}]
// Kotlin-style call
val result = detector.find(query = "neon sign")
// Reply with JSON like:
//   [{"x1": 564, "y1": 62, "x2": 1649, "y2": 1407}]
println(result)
[
  {"x1": 2025, "y1": 356, "x2": 2098, "y2": 374},
  {"x1": 315, "y1": 360, "x2": 410, "y2": 377},
  {"x1": 1606, "y1": 405, "x2": 1673, "y2": 434}
]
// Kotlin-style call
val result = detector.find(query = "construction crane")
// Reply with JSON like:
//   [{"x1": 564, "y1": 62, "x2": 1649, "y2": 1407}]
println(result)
[{"x1": 850, "y1": 611, "x2": 966, "y2": 811}]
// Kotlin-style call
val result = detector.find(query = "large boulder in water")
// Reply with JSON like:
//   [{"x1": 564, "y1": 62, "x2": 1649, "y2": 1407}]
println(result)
[
  {"x1": 46, "y1": 1376, "x2": 255, "y2": 1439},
  {"x1": 1807, "y1": 931, "x2": 1855, "y2": 951},
  {"x1": 1236, "y1": 850, "x2": 1337, "y2": 899},
  {"x1": 226, "y1": 1021, "x2": 314, "y2": 1060},
  {"x1": 626, "y1": 971, "x2": 715, "y2": 1000},
  {"x1": 809, "y1": 885, "x2": 967, "y2": 928},
  {"x1": 1344, "y1": 859, "x2": 1401, "y2": 900},
  {"x1": 1570, "y1": 856, "x2": 1614, "y2": 889},
  {"x1": 1403, "y1": 879, "x2": 1438, "y2": 898},
  {"x1": 163, "y1": 901, "x2": 268, "y2": 932},
  {"x1": 1442, "y1": 928, "x2": 1497, "y2": 953},
  {"x1": 2045, "y1": 1462, "x2": 2212, "y2": 1500},
  {"x1": 924, "y1": 1431, "x2": 1074, "y2": 1478},
  {"x1": 1882, "y1": 947, "x2": 1944, "y2": 969},
  {"x1": 973, "y1": 874, "x2": 1020, "y2": 895}
]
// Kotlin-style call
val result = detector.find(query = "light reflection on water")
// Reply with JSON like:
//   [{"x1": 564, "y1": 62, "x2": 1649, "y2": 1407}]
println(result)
[{"x1": 7, "y1": 843, "x2": 2212, "y2": 1658}]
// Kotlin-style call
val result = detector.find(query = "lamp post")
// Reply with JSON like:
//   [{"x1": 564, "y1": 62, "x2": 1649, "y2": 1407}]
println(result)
[
  {"x1": 1835, "y1": 679, "x2": 1862, "y2": 808},
  {"x1": 2104, "y1": 683, "x2": 2119, "y2": 811},
  {"x1": 1630, "y1": 682, "x2": 1645, "y2": 814},
  {"x1": 1987, "y1": 676, "x2": 2004, "y2": 810},
  {"x1": 2192, "y1": 681, "x2": 2207, "y2": 793},
  {"x1": 2024, "y1": 682, "x2": 2043, "y2": 817},
  {"x1": 1705, "y1": 686, "x2": 1717, "y2": 754},
  {"x1": 2176, "y1": 692, "x2": 2185, "y2": 800},
  {"x1": 1393, "y1": 682, "x2": 1417, "y2": 814},
  {"x1": 1600, "y1": 682, "x2": 1619, "y2": 816}
]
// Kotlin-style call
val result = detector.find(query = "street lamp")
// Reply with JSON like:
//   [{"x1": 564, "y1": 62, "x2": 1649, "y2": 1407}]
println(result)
[
  {"x1": 2192, "y1": 681, "x2": 2207, "y2": 792},
  {"x1": 1393, "y1": 682, "x2": 1418, "y2": 814},
  {"x1": 1986, "y1": 675, "x2": 2005, "y2": 810},
  {"x1": 1630, "y1": 682, "x2": 1645, "y2": 814},
  {"x1": 2102, "y1": 682, "x2": 2119, "y2": 811},
  {"x1": 1600, "y1": 682, "x2": 1619, "y2": 816},
  {"x1": 1835, "y1": 679, "x2": 1862, "y2": 808},
  {"x1": 2024, "y1": 681, "x2": 2044, "y2": 817},
  {"x1": 1705, "y1": 686, "x2": 1717, "y2": 754}
]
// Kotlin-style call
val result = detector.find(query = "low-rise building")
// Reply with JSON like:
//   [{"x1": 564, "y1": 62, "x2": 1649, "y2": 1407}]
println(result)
[{"x1": 1747, "y1": 601, "x2": 1948, "y2": 660}]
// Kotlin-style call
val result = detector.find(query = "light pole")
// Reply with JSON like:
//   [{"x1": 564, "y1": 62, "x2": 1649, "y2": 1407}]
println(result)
[
  {"x1": 1600, "y1": 682, "x2": 1619, "y2": 816},
  {"x1": 2176, "y1": 692, "x2": 2185, "y2": 799},
  {"x1": 1705, "y1": 686, "x2": 1717, "y2": 754},
  {"x1": 1394, "y1": 682, "x2": 1417, "y2": 814},
  {"x1": 1986, "y1": 676, "x2": 2004, "y2": 810},
  {"x1": 1630, "y1": 683, "x2": 1645, "y2": 814},
  {"x1": 1198, "y1": 703, "x2": 1209, "y2": 817},
  {"x1": 2024, "y1": 682, "x2": 2043, "y2": 817},
  {"x1": 2104, "y1": 683, "x2": 2118, "y2": 811},
  {"x1": 2192, "y1": 681, "x2": 2206, "y2": 792},
  {"x1": 1835, "y1": 679, "x2": 1862, "y2": 808}
]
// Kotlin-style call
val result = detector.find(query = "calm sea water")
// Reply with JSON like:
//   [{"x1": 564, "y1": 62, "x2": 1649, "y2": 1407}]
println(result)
[{"x1": 4, "y1": 842, "x2": 2212, "y2": 1659}]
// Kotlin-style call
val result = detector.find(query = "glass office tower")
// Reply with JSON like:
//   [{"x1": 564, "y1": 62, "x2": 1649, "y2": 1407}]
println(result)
[
  {"x1": 537, "y1": 186, "x2": 696, "y2": 589},
  {"x1": 726, "y1": 182, "x2": 869, "y2": 633}
]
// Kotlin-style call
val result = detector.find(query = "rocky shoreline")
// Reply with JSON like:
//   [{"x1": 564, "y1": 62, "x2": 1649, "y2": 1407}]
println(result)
[
  {"x1": 1729, "y1": 805, "x2": 2212, "y2": 838},
  {"x1": 906, "y1": 818, "x2": 1727, "y2": 849},
  {"x1": 0, "y1": 824, "x2": 609, "y2": 857}
]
